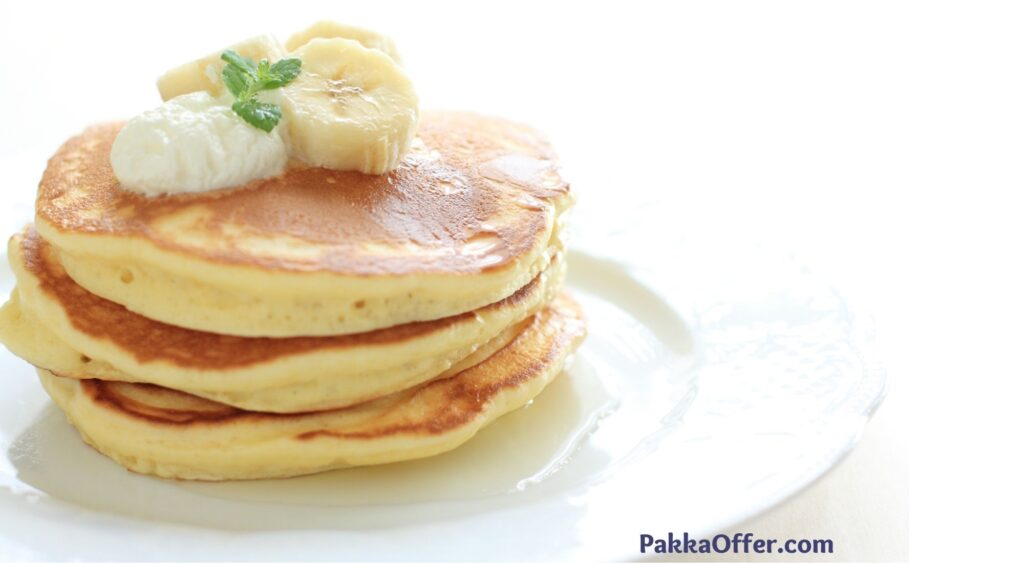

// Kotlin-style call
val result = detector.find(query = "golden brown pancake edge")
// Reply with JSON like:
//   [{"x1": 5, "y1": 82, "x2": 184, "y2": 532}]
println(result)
[
  {"x1": 35, "y1": 111, "x2": 572, "y2": 277},
  {"x1": 15, "y1": 226, "x2": 555, "y2": 370}
]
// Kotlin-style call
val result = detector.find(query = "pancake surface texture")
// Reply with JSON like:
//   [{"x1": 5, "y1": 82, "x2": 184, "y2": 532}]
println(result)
[
  {"x1": 36, "y1": 112, "x2": 573, "y2": 336},
  {"x1": 1, "y1": 227, "x2": 565, "y2": 412},
  {"x1": 38, "y1": 295, "x2": 586, "y2": 480}
]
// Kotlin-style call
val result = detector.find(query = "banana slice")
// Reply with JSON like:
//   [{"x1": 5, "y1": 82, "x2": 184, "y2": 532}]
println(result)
[
  {"x1": 285, "y1": 21, "x2": 403, "y2": 64},
  {"x1": 276, "y1": 38, "x2": 418, "y2": 174},
  {"x1": 157, "y1": 35, "x2": 285, "y2": 101}
]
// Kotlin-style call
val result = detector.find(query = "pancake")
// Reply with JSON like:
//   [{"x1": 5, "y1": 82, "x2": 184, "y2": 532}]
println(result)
[
  {"x1": 38, "y1": 294, "x2": 586, "y2": 480},
  {"x1": 1, "y1": 227, "x2": 565, "y2": 413},
  {"x1": 35, "y1": 111, "x2": 573, "y2": 337}
]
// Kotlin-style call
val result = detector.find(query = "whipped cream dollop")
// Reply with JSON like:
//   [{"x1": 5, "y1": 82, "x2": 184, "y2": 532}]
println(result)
[{"x1": 110, "y1": 92, "x2": 287, "y2": 196}]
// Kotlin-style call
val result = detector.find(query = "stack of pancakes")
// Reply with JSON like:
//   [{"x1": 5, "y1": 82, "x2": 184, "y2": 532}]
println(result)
[{"x1": 0, "y1": 112, "x2": 585, "y2": 480}]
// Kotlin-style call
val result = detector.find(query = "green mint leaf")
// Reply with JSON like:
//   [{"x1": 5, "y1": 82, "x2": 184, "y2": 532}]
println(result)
[
  {"x1": 262, "y1": 58, "x2": 302, "y2": 89},
  {"x1": 232, "y1": 99, "x2": 282, "y2": 132},
  {"x1": 222, "y1": 64, "x2": 252, "y2": 98},
  {"x1": 220, "y1": 51, "x2": 300, "y2": 132},
  {"x1": 221, "y1": 50, "x2": 257, "y2": 76}
]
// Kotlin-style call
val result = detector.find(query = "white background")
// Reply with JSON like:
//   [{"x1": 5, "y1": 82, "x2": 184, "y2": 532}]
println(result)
[{"x1": 1, "y1": 1, "x2": 1021, "y2": 561}]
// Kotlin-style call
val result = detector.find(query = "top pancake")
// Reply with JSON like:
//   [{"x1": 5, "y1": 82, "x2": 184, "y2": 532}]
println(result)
[
  {"x1": 33, "y1": 112, "x2": 573, "y2": 336},
  {"x1": 36, "y1": 112, "x2": 570, "y2": 276}
]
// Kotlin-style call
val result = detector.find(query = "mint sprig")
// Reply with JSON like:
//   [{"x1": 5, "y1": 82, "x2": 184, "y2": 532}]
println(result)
[{"x1": 220, "y1": 50, "x2": 301, "y2": 132}]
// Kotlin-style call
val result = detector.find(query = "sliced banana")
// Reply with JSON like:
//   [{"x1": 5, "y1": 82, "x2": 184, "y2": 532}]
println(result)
[
  {"x1": 276, "y1": 38, "x2": 418, "y2": 174},
  {"x1": 153, "y1": 28, "x2": 418, "y2": 175},
  {"x1": 157, "y1": 35, "x2": 285, "y2": 101},
  {"x1": 285, "y1": 21, "x2": 403, "y2": 64}
]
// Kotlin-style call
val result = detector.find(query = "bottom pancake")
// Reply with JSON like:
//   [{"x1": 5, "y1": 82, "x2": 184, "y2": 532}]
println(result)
[{"x1": 38, "y1": 294, "x2": 586, "y2": 480}]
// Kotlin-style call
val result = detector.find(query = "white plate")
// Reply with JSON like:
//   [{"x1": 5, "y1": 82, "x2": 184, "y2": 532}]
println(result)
[{"x1": 0, "y1": 233, "x2": 885, "y2": 561}]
